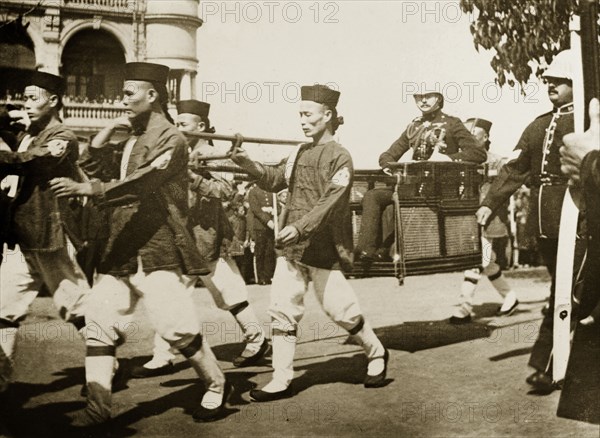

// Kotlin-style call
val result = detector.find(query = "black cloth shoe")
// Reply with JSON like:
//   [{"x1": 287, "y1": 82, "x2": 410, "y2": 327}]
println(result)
[
  {"x1": 364, "y1": 349, "x2": 389, "y2": 388},
  {"x1": 192, "y1": 380, "x2": 232, "y2": 422},
  {"x1": 249, "y1": 385, "x2": 294, "y2": 402},
  {"x1": 130, "y1": 361, "x2": 174, "y2": 379},
  {"x1": 232, "y1": 338, "x2": 270, "y2": 368},
  {"x1": 449, "y1": 315, "x2": 472, "y2": 325},
  {"x1": 526, "y1": 370, "x2": 555, "y2": 394},
  {"x1": 496, "y1": 300, "x2": 519, "y2": 316}
]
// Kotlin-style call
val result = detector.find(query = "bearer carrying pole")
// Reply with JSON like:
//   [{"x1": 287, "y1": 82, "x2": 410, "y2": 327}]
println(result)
[{"x1": 182, "y1": 131, "x2": 305, "y2": 146}]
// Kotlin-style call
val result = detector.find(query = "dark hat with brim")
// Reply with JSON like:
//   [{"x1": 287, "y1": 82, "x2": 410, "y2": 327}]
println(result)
[
  {"x1": 26, "y1": 71, "x2": 65, "y2": 95},
  {"x1": 301, "y1": 84, "x2": 340, "y2": 108},
  {"x1": 466, "y1": 117, "x2": 492, "y2": 134},
  {"x1": 124, "y1": 62, "x2": 170, "y2": 85},
  {"x1": 177, "y1": 100, "x2": 210, "y2": 118}
]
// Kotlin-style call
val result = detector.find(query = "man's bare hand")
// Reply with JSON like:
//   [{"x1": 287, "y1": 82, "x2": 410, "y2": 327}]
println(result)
[
  {"x1": 276, "y1": 225, "x2": 299, "y2": 245},
  {"x1": 230, "y1": 134, "x2": 264, "y2": 179},
  {"x1": 49, "y1": 178, "x2": 93, "y2": 197},
  {"x1": 9, "y1": 110, "x2": 30, "y2": 130},
  {"x1": 112, "y1": 116, "x2": 132, "y2": 131},
  {"x1": 476, "y1": 206, "x2": 492, "y2": 226}
]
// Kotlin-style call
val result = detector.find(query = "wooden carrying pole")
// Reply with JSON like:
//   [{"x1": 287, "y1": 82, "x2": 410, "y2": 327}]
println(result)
[{"x1": 183, "y1": 131, "x2": 304, "y2": 146}]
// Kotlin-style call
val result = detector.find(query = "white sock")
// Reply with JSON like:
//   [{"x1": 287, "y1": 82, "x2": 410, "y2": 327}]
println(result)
[
  {"x1": 201, "y1": 389, "x2": 224, "y2": 409},
  {"x1": 264, "y1": 333, "x2": 296, "y2": 392},
  {"x1": 499, "y1": 291, "x2": 517, "y2": 311},
  {"x1": 234, "y1": 306, "x2": 265, "y2": 348},
  {"x1": 455, "y1": 269, "x2": 480, "y2": 317},
  {"x1": 352, "y1": 320, "x2": 385, "y2": 376}
]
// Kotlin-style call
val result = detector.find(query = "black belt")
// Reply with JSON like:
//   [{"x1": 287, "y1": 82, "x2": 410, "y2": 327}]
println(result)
[{"x1": 532, "y1": 175, "x2": 569, "y2": 186}]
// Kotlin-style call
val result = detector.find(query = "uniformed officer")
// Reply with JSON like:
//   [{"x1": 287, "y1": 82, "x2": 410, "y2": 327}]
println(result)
[
  {"x1": 247, "y1": 184, "x2": 276, "y2": 284},
  {"x1": 356, "y1": 86, "x2": 487, "y2": 260},
  {"x1": 50, "y1": 63, "x2": 229, "y2": 424},
  {"x1": 450, "y1": 118, "x2": 518, "y2": 324},
  {"x1": 558, "y1": 98, "x2": 600, "y2": 424},
  {"x1": 231, "y1": 84, "x2": 389, "y2": 402},
  {"x1": 130, "y1": 100, "x2": 268, "y2": 378},
  {"x1": 0, "y1": 71, "x2": 90, "y2": 393},
  {"x1": 477, "y1": 50, "x2": 586, "y2": 394}
]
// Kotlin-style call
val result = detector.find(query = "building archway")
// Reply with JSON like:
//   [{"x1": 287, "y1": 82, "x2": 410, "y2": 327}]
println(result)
[
  {"x1": 61, "y1": 28, "x2": 126, "y2": 102},
  {"x1": 0, "y1": 17, "x2": 36, "y2": 99}
]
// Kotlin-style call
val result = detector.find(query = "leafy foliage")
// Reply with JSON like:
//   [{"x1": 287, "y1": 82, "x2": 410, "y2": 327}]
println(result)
[{"x1": 461, "y1": 0, "x2": 580, "y2": 86}]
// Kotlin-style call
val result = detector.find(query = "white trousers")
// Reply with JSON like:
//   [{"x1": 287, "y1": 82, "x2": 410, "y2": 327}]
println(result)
[
  {"x1": 269, "y1": 257, "x2": 363, "y2": 333},
  {"x1": 1, "y1": 243, "x2": 89, "y2": 324},
  {"x1": 151, "y1": 257, "x2": 256, "y2": 364},
  {"x1": 85, "y1": 268, "x2": 200, "y2": 351},
  {"x1": 201, "y1": 257, "x2": 248, "y2": 310}
]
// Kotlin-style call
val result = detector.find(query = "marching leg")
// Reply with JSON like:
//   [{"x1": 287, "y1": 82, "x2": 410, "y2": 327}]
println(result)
[
  {"x1": 202, "y1": 258, "x2": 268, "y2": 367},
  {"x1": 182, "y1": 335, "x2": 229, "y2": 422},
  {"x1": 250, "y1": 257, "x2": 305, "y2": 402},
  {"x1": 70, "y1": 273, "x2": 133, "y2": 428},
  {"x1": 450, "y1": 268, "x2": 481, "y2": 324},
  {"x1": 130, "y1": 333, "x2": 176, "y2": 378},
  {"x1": 229, "y1": 302, "x2": 268, "y2": 367},
  {"x1": 312, "y1": 267, "x2": 388, "y2": 388},
  {"x1": 488, "y1": 267, "x2": 519, "y2": 315},
  {"x1": 137, "y1": 269, "x2": 228, "y2": 422}
]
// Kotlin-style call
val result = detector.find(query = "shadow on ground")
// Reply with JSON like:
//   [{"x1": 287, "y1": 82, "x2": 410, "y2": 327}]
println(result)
[{"x1": 1, "y1": 307, "x2": 545, "y2": 437}]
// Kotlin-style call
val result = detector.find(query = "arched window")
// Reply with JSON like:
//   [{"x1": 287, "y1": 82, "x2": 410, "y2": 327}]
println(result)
[
  {"x1": 61, "y1": 28, "x2": 125, "y2": 103},
  {"x1": 0, "y1": 17, "x2": 36, "y2": 100}
]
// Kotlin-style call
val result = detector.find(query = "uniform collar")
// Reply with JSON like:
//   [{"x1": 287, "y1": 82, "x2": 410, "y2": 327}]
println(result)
[
  {"x1": 130, "y1": 110, "x2": 164, "y2": 135},
  {"x1": 553, "y1": 102, "x2": 574, "y2": 115},
  {"x1": 421, "y1": 109, "x2": 442, "y2": 122}
]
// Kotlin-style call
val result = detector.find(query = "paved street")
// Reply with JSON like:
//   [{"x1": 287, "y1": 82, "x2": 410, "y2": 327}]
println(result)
[{"x1": 1, "y1": 268, "x2": 598, "y2": 437}]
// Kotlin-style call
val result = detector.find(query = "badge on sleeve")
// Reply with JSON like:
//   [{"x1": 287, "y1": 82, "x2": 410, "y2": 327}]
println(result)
[
  {"x1": 150, "y1": 150, "x2": 173, "y2": 169},
  {"x1": 332, "y1": 166, "x2": 350, "y2": 187},
  {"x1": 46, "y1": 139, "x2": 68, "y2": 157}
]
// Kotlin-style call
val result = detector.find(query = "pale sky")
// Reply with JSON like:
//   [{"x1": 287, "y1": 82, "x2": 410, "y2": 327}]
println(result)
[{"x1": 195, "y1": 1, "x2": 552, "y2": 166}]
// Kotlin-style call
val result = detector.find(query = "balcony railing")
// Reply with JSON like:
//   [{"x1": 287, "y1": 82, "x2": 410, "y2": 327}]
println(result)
[
  {"x1": 64, "y1": 102, "x2": 125, "y2": 120},
  {"x1": 1, "y1": 99, "x2": 124, "y2": 132},
  {"x1": 63, "y1": 0, "x2": 137, "y2": 14}
]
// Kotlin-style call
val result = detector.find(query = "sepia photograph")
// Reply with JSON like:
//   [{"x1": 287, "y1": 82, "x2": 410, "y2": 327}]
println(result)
[{"x1": 0, "y1": 0, "x2": 599, "y2": 436}]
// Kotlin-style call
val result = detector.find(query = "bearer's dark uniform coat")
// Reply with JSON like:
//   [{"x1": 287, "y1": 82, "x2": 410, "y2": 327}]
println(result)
[
  {"x1": 255, "y1": 140, "x2": 354, "y2": 271},
  {"x1": 558, "y1": 149, "x2": 600, "y2": 424},
  {"x1": 481, "y1": 103, "x2": 586, "y2": 373},
  {"x1": 187, "y1": 144, "x2": 236, "y2": 262},
  {"x1": 0, "y1": 123, "x2": 81, "y2": 252},
  {"x1": 80, "y1": 111, "x2": 208, "y2": 276}
]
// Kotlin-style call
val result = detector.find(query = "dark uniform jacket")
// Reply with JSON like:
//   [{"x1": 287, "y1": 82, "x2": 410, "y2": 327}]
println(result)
[
  {"x1": 482, "y1": 104, "x2": 575, "y2": 239},
  {"x1": 557, "y1": 149, "x2": 600, "y2": 425},
  {"x1": 80, "y1": 111, "x2": 208, "y2": 276},
  {"x1": 0, "y1": 123, "x2": 82, "y2": 252},
  {"x1": 379, "y1": 111, "x2": 486, "y2": 166},
  {"x1": 188, "y1": 144, "x2": 235, "y2": 262},
  {"x1": 255, "y1": 140, "x2": 354, "y2": 271},
  {"x1": 248, "y1": 186, "x2": 274, "y2": 233},
  {"x1": 481, "y1": 153, "x2": 510, "y2": 239}
]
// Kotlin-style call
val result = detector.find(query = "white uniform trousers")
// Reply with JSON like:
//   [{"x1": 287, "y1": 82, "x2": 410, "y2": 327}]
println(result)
[
  {"x1": 1, "y1": 243, "x2": 89, "y2": 324},
  {"x1": 269, "y1": 257, "x2": 363, "y2": 333},
  {"x1": 202, "y1": 257, "x2": 248, "y2": 310},
  {"x1": 85, "y1": 268, "x2": 200, "y2": 350},
  {"x1": 151, "y1": 257, "x2": 258, "y2": 364}
]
